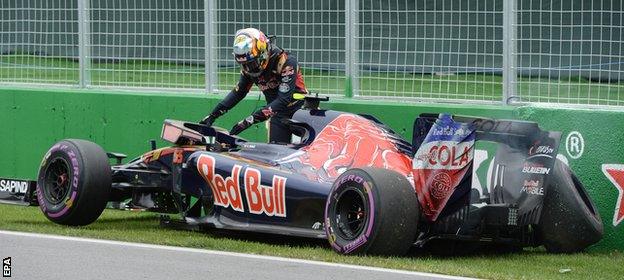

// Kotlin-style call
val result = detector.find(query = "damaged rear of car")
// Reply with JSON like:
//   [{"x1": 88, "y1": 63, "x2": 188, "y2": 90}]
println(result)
[{"x1": 408, "y1": 114, "x2": 603, "y2": 253}]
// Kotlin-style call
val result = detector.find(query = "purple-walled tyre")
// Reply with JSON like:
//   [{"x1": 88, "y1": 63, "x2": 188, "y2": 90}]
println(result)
[
  {"x1": 36, "y1": 139, "x2": 111, "y2": 226},
  {"x1": 324, "y1": 167, "x2": 419, "y2": 256}
]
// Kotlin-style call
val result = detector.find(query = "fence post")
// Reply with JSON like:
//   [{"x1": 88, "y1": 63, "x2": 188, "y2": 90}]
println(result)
[
  {"x1": 502, "y1": 0, "x2": 517, "y2": 104},
  {"x1": 344, "y1": 0, "x2": 359, "y2": 98},
  {"x1": 77, "y1": 0, "x2": 91, "y2": 88},
  {"x1": 204, "y1": 0, "x2": 215, "y2": 94}
]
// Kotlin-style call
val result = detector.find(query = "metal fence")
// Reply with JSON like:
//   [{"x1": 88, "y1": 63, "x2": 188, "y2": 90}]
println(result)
[{"x1": 0, "y1": 0, "x2": 622, "y2": 106}]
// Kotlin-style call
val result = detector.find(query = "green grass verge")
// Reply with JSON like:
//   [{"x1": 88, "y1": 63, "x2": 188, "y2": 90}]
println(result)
[
  {"x1": 1, "y1": 55, "x2": 622, "y2": 105},
  {"x1": 0, "y1": 204, "x2": 621, "y2": 279}
]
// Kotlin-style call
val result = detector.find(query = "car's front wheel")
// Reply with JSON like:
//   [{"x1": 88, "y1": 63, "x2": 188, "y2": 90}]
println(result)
[{"x1": 37, "y1": 139, "x2": 111, "y2": 226}]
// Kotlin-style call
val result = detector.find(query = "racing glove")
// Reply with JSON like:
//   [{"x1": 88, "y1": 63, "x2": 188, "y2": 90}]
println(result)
[
  {"x1": 199, "y1": 102, "x2": 230, "y2": 126},
  {"x1": 229, "y1": 115, "x2": 256, "y2": 135}
]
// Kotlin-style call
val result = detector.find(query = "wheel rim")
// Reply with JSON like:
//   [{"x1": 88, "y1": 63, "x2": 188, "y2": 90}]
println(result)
[
  {"x1": 333, "y1": 186, "x2": 369, "y2": 241},
  {"x1": 43, "y1": 157, "x2": 72, "y2": 205}
]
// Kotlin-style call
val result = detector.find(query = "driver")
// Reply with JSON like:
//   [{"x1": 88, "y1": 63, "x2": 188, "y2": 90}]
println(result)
[{"x1": 200, "y1": 28, "x2": 308, "y2": 143}]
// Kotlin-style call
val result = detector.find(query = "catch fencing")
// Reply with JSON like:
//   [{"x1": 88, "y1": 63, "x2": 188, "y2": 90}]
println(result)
[{"x1": 0, "y1": 0, "x2": 621, "y2": 105}]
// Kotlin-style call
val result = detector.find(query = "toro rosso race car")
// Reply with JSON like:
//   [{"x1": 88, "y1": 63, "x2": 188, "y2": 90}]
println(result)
[{"x1": 0, "y1": 96, "x2": 603, "y2": 255}]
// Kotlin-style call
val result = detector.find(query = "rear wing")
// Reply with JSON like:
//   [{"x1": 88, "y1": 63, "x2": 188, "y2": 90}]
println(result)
[{"x1": 413, "y1": 113, "x2": 555, "y2": 151}]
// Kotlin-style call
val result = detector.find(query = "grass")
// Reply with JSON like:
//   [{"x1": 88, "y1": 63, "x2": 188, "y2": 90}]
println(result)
[
  {"x1": 1, "y1": 54, "x2": 622, "y2": 106},
  {"x1": 0, "y1": 204, "x2": 622, "y2": 280}
]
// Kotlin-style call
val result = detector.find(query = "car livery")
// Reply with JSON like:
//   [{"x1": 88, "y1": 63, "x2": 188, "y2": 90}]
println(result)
[{"x1": 0, "y1": 96, "x2": 604, "y2": 255}]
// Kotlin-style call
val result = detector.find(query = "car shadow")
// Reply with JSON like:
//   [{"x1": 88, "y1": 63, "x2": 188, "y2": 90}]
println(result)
[
  {"x1": 199, "y1": 228, "x2": 328, "y2": 248},
  {"x1": 192, "y1": 226, "x2": 532, "y2": 258},
  {"x1": 408, "y1": 239, "x2": 531, "y2": 258},
  {"x1": 6, "y1": 212, "x2": 539, "y2": 258}
]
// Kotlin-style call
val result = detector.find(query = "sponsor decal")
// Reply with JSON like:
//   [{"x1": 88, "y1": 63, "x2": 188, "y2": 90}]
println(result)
[
  {"x1": 336, "y1": 173, "x2": 365, "y2": 185},
  {"x1": 528, "y1": 144, "x2": 555, "y2": 159},
  {"x1": 431, "y1": 126, "x2": 471, "y2": 137},
  {"x1": 565, "y1": 131, "x2": 584, "y2": 159},
  {"x1": 602, "y1": 164, "x2": 624, "y2": 226},
  {"x1": 3, "y1": 257, "x2": 10, "y2": 277},
  {"x1": 520, "y1": 179, "x2": 544, "y2": 196},
  {"x1": 257, "y1": 78, "x2": 280, "y2": 91},
  {"x1": 471, "y1": 150, "x2": 570, "y2": 200},
  {"x1": 278, "y1": 83, "x2": 290, "y2": 93},
  {"x1": 412, "y1": 114, "x2": 476, "y2": 221},
  {"x1": 279, "y1": 114, "x2": 413, "y2": 183},
  {"x1": 415, "y1": 144, "x2": 472, "y2": 169},
  {"x1": 197, "y1": 155, "x2": 245, "y2": 213},
  {"x1": 521, "y1": 163, "x2": 551, "y2": 174},
  {"x1": 196, "y1": 155, "x2": 286, "y2": 217},
  {"x1": 430, "y1": 172, "x2": 453, "y2": 199},
  {"x1": 67, "y1": 150, "x2": 80, "y2": 201},
  {"x1": 0, "y1": 180, "x2": 28, "y2": 194},
  {"x1": 343, "y1": 235, "x2": 368, "y2": 254},
  {"x1": 281, "y1": 65, "x2": 294, "y2": 76},
  {"x1": 244, "y1": 168, "x2": 287, "y2": 217}
]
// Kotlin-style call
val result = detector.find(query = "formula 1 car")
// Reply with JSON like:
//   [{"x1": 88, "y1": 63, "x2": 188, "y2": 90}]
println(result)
[{"x1": 0, "y1": 96, "x2": 603, "y2": 255}]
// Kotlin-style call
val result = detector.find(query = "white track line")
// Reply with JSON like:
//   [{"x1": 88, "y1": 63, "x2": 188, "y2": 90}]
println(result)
[{"x1": 0, "y1": 230, "x2": 476, "y2": 280}]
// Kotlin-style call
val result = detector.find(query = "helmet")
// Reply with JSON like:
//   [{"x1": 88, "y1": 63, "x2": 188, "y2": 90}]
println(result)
[{"x1": 232, "y1": 28, "x2": 270, "y2": 77}]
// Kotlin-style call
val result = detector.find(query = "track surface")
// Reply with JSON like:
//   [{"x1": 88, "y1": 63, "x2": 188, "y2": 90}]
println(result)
[{"x1": 0, "y1": 230, "x2": 475, "y2": 280}]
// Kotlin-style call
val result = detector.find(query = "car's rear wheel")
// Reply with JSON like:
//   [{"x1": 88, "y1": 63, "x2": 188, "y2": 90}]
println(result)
[
  {"x1": 537, "y1": 160, "x2": 603, "y2": 253},
  {"x1": 325, "y1": 167, "x2": 419, "y2": 255},
  {"x1": 37, "y1": 139, "x2": 111, "y2": 226}
]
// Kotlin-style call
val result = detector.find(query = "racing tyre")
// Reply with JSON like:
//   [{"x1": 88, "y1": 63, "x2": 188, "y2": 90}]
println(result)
[
  {"x1": 36, "y1": 139, "x2": 111, "y2": 226},
  {"x1": 325, "y1": 167, "x2": 419, "y2": 256},
  {"x1": 538, "y1": 160, "x2": 603, "y2": 253}
]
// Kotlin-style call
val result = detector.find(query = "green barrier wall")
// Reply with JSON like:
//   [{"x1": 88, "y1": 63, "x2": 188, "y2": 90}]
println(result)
[{"x1": 0, "y1": 87, "x2": 622, "y2": 251}]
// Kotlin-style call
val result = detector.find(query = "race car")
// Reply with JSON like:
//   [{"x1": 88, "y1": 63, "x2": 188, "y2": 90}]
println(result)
[{"x1": 0, "y1": 96, "x2": 603, "y2": 255}]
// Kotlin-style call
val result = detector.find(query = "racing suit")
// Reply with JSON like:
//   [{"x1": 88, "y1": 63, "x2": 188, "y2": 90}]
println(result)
[{"x1": 205, "y1": 47, "x2": 308, "y2": 143}]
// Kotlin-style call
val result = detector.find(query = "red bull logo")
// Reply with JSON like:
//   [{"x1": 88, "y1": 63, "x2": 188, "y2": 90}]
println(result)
[
  {"x1": 521, "y1": 180, "x2": 544, "y2": 196},
  {"x1": 292, "y1": 114, "x2": 412, "y2": 182},
  {"x1": 197, "y1": 155, "x2": 287, "y2": 217}
]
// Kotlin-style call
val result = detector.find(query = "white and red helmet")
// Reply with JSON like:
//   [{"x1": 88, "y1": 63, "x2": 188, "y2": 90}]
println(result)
[{"x1": 232, "y1": 28, "x2": 271, "y2": 77}]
